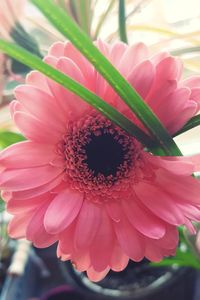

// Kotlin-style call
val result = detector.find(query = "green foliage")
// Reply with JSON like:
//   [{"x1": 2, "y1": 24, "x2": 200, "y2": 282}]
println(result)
[
  {"x1": 174, "y1": 115, "x2": 200, "y2": 137},
  {"x1": 0, "y1": 131, "x2": 25, "y2": 149},
  {"x1": 0, "y1": 198, "x2": 5, "y2": 213},
  {"x1": 119, "y1": 0, "x2": 128, "y2": 43}
]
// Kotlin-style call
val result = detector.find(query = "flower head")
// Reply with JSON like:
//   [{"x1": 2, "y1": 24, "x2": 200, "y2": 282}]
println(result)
[{"x1": 1, "y1": 41, "x2": 200, "y2": 281}]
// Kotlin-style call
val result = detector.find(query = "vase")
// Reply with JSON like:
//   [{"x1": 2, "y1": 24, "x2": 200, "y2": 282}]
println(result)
[{"x1": 59, "y1": 259, "x2": 197, "y2": 300}]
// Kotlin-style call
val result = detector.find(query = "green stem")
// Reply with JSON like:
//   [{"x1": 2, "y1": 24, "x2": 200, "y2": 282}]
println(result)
[{"x1": 119, "y1": 0, "x2": 128, "y2": 43}]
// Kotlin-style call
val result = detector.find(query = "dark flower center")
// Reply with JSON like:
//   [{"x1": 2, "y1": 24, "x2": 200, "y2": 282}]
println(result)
[
  {"x1": 84, "y1": 132, "x2": 128, "y2": 177},
  {"x1": 62, "y1": 113, "x2": 140, "y2": 193}
]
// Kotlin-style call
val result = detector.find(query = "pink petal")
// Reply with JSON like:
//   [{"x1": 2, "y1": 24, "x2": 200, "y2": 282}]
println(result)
[
  {"x1": 153, "y1": 225, "x2": 178, "y2": 249},
  {"x1": 47, "y1": 57, "x2": 89, "y2": 119},
  {"x1": 10, "y1": 174, "x2": 63, "y2": 200},
  {"x1": 26, "y1": 71, "x2": 51, "y2": 94},
  {"x1": 148, "y1": 154, "x2": 195, "y2": 176},
  {"x1": 114, "y1": 216, "x2": 145, "y2": 261},
  {"x1": 87, "y1": 266, "x2": 110, "y2": 282},
  {"x1": 48, "y1": 41, "x2": 65, "y2": 57},
  {"x1": 14, "y1": 111, "x2": 62, "y2": 144},
  {"x1": 182, "y1": 75, "x2": 200, "y2": 89},
  {"x1": 72, "y1": 251, "x2": 91, "y2": 272},
  {"x1": 110, "y1": 42, "x2": 127, "y2": 67},
  {"x1": 110, "y1": 243, "x2": 129, "y2": 271},
  {"x1": 167, "y1": 101, "x2": 198, "y2": 134},
  {"x1": 44, "y1": 189, "x2": 83, "y2": 234},
  {"x1": 15, "y1": 85, "x2": 66, "y2": 129},
  {"x1": 6, "y1": 193, "x2": 51, "y2": 214},
  {"x1": 150, "y1": 51, "x2": 169, "y2": 65},
  {"x1": 8, "y1": 212, "x2": 33, "y2": 239},
  {"x1": 0, "y1": 141, "x2": 56, "y2": 168},
  {"x1": 106, "y1": 201, "x2": 122, "y2": 222},
  {"x1": 154, "y1": 87, "x2": 191, "y2": 131},
  {"x1": 190, "y1": 87, "x2": 200, "y2": 105},
  {"x1": 122, "y1": 196, "x2": 166, "y2": 239},
  {"x1": 64, "y1": 42, "x2": 93, "y2": 79},
  {"x1": 128, "y1": 60, "x2": 155, "y2": 99},
  {"x1": 90, "y1": 211, "x2": 114, "y2": 272},
  {"x1": 144, "y1": 241, "x2": 164, "y2": 262},
  {"x1": 74, "y1": 201, "x2": 101, "y2": 250},
  {"x1": 44, "y1": 55, "x2": 58, "y2": 67},
  {"x1": 0, "y1": 165, "x2": 63, "y2": 191},
  {"x1": 134, "y1": 182, "x2": 185, "y2": 225},
  {"x1": 26, "y1": 201, "x2": 57, "y2": 248},
  {"x1": 119, "y1": 43, "x2": 149, "y2": 76},
  {"x1": 95, "y1": 39, "x2": 110, "y2": 58},
  {"x1": 58, "y1": 222, "x2": 76, "y2": 255},
  {"x1": 157, "y1": 169, "x2": 200, "y2": 205},
  {"x1": 177, "y1": 203, "x2": 200, "y2": 222},
  {"x1": 146, "y1": 57, "x2": 181, "y2": 107},
  {"x1": 156, "y1": 56, "x2": 183, "y2": 81}
]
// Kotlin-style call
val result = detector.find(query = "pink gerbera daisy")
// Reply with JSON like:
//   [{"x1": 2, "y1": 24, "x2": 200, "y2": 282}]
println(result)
[{"x1": 1, "y1": 41, "x2": 200, "y2": 281}]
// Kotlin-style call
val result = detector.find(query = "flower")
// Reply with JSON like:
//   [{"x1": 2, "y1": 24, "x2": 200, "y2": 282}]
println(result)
[{"x1": 1, "y1": 41, "x2": 200, "y2": 281}]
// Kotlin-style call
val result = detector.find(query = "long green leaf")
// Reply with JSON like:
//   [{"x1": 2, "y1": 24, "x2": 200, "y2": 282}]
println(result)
[
  {"x1": 174, "y1": 115, "x2": 200, "y2": 137},
  {"x1": 118, "y1": 0, "x2": 128, "y2": 43},
  {"x1": 0, "y1": 39, "x2": 154, "y2": 148},
  {"x1": 31, "y1": 0, "x2": 182, "y2": 156}
]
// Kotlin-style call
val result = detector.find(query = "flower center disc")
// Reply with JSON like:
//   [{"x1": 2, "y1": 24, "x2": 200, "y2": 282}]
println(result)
[
  {"x1": 62, "y1": 113, "x2": 140, "y2": 196},
  {"x1": 84, "y1": 133, "x2": 127, "y2": 177}
]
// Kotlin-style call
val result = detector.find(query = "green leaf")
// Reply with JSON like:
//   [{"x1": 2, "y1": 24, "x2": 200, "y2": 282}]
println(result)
[
  {"x1": 174, "y1": 115, "x2": 200, "y2": 137},
  {"x1": 0, "y1": 198, "x2": 5, "y2": 213},
  {"x1": 0, "y1": 39, "x2": 154, "y2": 148},
  {"x1": 0, "y1": 131, "x2": 25, "y2": 149},
  {"x1": 118, "y1": 0, "x2": 128, "y2": 43},
  {"x1": 31, "y1": 0, "x2": 182, "y2": 156}
]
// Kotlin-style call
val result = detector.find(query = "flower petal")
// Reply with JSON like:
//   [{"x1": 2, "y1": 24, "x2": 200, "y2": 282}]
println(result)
[
  {"x1": 134, "y1": 182, "x2": 185, "y2": 225},
  {"x1": 26, "y1": 201, "x2": 57, "y2": 248},
  {"x1": 114, "y1": 216, "x2": 145, "y2": 261},
  {"x1": 0, "y1": 141, "x2": 55, "y2": 168},
  {"x1": 0, "y1": 165, "x2": 63, "y2": 191},
  {"x1": 14, "y1": 111, "x2": 62, "y2": 144},
  {"x1": 128, "y1": 60, "x2": 155, "y2": 99},
  {"x1": 87, "y1": 266, "x2": 110, "y2": 282},
  {"x1": 44, "y1": 189, "x2": 83, "y2": 234},
  {"x1": 26, "y1": 71, "x2": 51, "y2": 93},
  {"x1": 90, "y1": 211, "x2": 114, "y2": 272},
  {"x1": 15, "y1": 85, "x2": 66, "y2": 129},
  {"x1": 110, "y1": 243, "x2": 129, "y2": 271},
  {"x1": 122, "y1": 196, "x2": 166, "y2": 239},
  {"x1": 74, "y1": 201, "x2": 101, "y2": 250},
  {"x1": 8, "y1": 212, "x2": 33, "y2": 239},
  {"x1": 119, "y1": 43, "x2": 149, "y2": 76}
]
